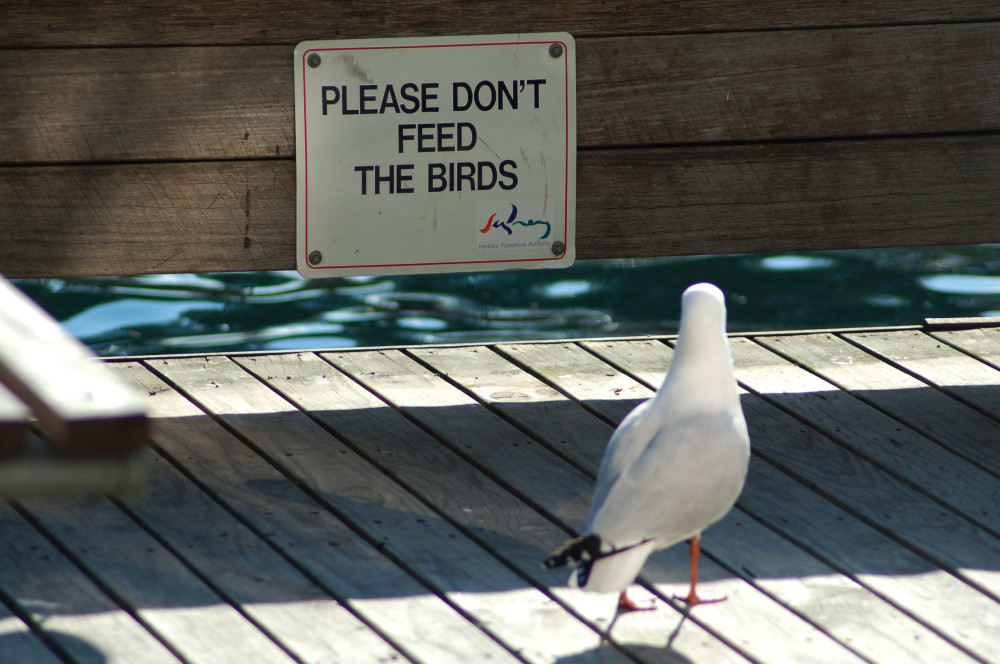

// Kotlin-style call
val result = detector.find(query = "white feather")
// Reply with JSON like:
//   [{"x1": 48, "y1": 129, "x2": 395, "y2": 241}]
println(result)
[{"x1": 575, "y1": 282, "x2": 750, "y2": 593}]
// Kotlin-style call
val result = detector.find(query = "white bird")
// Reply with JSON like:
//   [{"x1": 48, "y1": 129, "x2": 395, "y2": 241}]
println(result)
[{"x1": 544, "y1": 282, "x2": 750, "y2": 620}]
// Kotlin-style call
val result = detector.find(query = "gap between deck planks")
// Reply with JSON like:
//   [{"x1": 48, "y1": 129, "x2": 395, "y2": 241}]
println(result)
[{"x1": 3, "y1": 331, "x2": 1000, "y2": 663}]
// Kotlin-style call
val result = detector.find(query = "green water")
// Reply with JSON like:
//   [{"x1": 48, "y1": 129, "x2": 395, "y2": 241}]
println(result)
[{"x1": 14, "y1": 246, "x2": 1000, "y2": 356}]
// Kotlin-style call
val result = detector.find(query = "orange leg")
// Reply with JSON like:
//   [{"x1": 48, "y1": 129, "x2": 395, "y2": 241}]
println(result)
[{"x1": 676, "y1": 534, "x2": 727, "y2": 606}]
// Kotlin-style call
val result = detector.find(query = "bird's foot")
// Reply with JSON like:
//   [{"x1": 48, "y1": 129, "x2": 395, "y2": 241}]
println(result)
[
  {"x1": 673, "y1": 590, "x2": 727, "y2": 607},
  {"x1": 618, "y1": 591, "x2": 657, "y2": 614}
]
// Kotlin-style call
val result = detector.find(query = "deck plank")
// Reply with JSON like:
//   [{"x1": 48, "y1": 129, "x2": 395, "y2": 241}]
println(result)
[
  {"x1": 4, "y1": 330, "x2": 1000, "y2": 661},
  {"x1": 754, "y1": 333, "x2": 1000, "y2": 478},
  {"x1": 850, "y1": 329, "x2": 1000, "y2": 418},
  {"x1": 237, "y1": 351, "x2": 744, "y2": 662},
  {"x1": 584, "y1": 339, "x2": 997, "y2": 662},
  {"x1": 929, "y1": 326, "x2": 1000, "y2": 370},
  {"x1": 717, "y1": 341, "x2": 1000, "y2": 606},
  {"x1": 97, "y1": 365, "x2": 413, "y2": 664},
  {"x1": 16, "y1": 495, "x2": 299, "y2": 664},
  {"x1": 729, "y1": 337, "x2": 1000, "y2": 539},
  {"x1": 337, "y1": 346, "x2": 870, "y2": 664},
  {"x1": 122, "y1": 359, "x2": 519, "y2": 664},
  {"x1": 0, "y1": 602, "x2": 65, "y2": 664},
  {"x1": 494, "y1": 340, "x2": 983, "y2": 663},
  {"x1": 148, "y1": 355, "x2": 618, "y2": 664},
  {"x1": 0, "y1": 503, "x2": 181, "y2": 663}
]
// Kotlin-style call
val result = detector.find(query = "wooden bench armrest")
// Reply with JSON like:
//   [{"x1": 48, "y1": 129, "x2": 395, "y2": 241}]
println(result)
[{"x1": 0, "y1": 276, "x2": 148, "y2": 492}]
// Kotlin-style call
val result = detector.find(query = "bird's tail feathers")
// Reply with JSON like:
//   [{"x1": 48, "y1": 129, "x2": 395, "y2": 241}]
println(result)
[
  {"x1": 542, "y1": 534, "x2": 601, "y2": 570},
  {"x1": 577, "y1": 540, "x2": 656, "y2": 592},
  {"x1": 543, "y1": 535, "x2": 655, "y2": 591}
]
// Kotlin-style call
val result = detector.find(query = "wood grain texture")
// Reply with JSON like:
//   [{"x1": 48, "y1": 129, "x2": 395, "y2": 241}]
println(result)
[
  {"x1": 0, "y1": 161, "x2": 294, "y2": 277},
  {"x1": 118, "y1": 450, "x2": 411, "y2": 664},
  {"x1": 3, "y1": 1, "x2": 997, "y2": 48},
  {"x1": 235, "y1": 352, "x2": 742, "y2": 662},
  {"x1": 122, "y1": 359, "x2": 520, "y2": 664},
  {"x1": 727, "y1": 338, "x2": 1000, "y2": 605},
  {"x1": 4, "y1": 134, "x2": 999, "y2": 278},
  {"x1": 325, "y1": 349, "x2": 867, "y2": 664},
  {"x1": 738, "y1": 457, "x2": 1000, "y2": 664},
  {"x1": 408, "y1": 345, "x2": 616, "y2": 472},
  {"x1": 151, "y1": 354, "x2": 601, "y2": 664},
  {"x1": 3, "y1": 23, "x2": 997, "y2": 164},
  {"x1": 0, "y1": 503, "x2": 183, "y2": 664},
  {"x1": 4, "y1": 330, "x2": 1000, "y2": 661},
  {"x1": 584, "y1": 338, "x2": 999, "y2": 663},
  {"x1": 730, "y1": 337, "x2": 1000, "y2": 540},
  {"x1": 426, "y1": 341, "x2": 976, "y2": 664},
  {"x1": 848, "y1": 330, "x2": 1000, "y2": 417},
  {"x1": 19, "y1": 496, "x2": 301, "y2": 664},
  {"x1": 756, "y1": 333, "x2": 1000, "y2": 477}
]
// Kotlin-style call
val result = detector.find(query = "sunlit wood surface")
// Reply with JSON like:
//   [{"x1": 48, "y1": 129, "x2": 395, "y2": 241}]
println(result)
[{"x1": 3, "y1": 327, "x2": 1000, "y2": 663}]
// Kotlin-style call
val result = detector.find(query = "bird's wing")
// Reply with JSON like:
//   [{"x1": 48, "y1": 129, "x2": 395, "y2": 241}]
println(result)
[
  {"x1": 586, "y1": 400, "x2": 657, "y2": 529},
  {"x1": 589, "y1": 412, "x2": 749, "y2": 549}
]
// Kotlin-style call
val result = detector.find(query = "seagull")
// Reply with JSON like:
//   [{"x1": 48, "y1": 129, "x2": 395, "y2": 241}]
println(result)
[{"x1": 544, "y1": 282, "x2": 750, "y2": 623}]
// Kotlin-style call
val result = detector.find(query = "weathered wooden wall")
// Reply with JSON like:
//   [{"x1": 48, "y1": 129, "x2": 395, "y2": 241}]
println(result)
[{"x1": 1, "y1": 1, "x2": 999, "y2": 277}]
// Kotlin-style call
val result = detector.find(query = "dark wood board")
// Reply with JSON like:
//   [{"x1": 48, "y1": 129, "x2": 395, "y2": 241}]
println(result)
[
  {"x1": 4, "y1": 134, "x2": 999, "y2": 278},
  {"x1": 3, "y1": 23, "x2": 998, "y2": 164},
  {"x1": 2, "y1": 1, "x2": 997, "y2": 48},
  {"x1": 0, "y1": 503, "x2": 179, "y2": 663},
  {"x1": 147, "y1": 354, "x2": 625, "y2": 664}
]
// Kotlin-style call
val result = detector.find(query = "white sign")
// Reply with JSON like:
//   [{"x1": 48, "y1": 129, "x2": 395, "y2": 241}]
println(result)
[{"x1": 293, "y1": 33, "x2": 576, "y2": 277}]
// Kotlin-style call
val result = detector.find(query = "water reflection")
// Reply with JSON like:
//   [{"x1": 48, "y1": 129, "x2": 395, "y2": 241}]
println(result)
[{"x1": 14, "y1": 246, "x2": 1000, "y2": 357}]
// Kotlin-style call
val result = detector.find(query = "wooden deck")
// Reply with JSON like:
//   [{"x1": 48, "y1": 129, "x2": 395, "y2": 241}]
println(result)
[{"x1": 3, "y1": 326, "x2": 1000, "y2": 664}]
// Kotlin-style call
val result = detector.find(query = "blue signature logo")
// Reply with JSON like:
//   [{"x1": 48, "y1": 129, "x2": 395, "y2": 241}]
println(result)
[{"x1": 479, "y1": 204, "x2": 551, "y2": 240}]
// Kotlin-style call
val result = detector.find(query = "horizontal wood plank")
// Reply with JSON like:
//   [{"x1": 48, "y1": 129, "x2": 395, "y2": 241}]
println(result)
[
  {"x1": 2, "y1": 1, "x2": 997, "y2": 48},
  {"x1": 3, "y1": 134, "x2": 999, "y2": 278},
  {"x1": 0, "y1": 277, "x2": 148, "y2": 455},
  {"x1": 3, "y1": 23, "x2": 998, "y2": 164}
]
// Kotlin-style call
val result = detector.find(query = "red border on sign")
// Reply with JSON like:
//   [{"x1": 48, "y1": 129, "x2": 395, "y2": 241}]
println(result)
[{"x1": 301, "y1": 40, "x2": 572, "y2": 270}]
